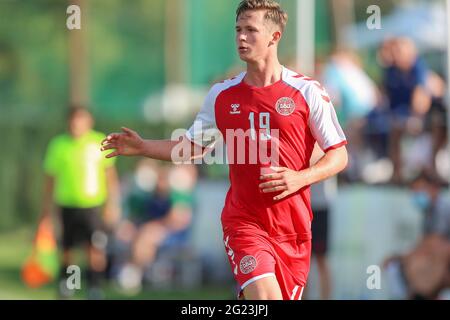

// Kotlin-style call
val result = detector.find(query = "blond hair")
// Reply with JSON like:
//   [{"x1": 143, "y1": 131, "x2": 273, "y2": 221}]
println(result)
[{"x1": 236, "y1": 0, "x2": 288, "y2": 32}]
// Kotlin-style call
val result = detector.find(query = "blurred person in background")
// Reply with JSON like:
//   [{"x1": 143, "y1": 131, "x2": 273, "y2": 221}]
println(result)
[
  {"x1": 321, "y1": 48, "x2": 379, "y2": 182},
  {"x1": 423, "y1": 71, "x2": 448, "y2": 180},
  {"x1": 384, "y1": 170, "x2": 450, "y2": 299},
  {"x1": 380, "y1": 37, "x2": 433, "y2": 184},
  {"x1": 40, "y1": 106, "x2": 121, "y2": 299},
  {"x1": 303, "y1": 144, "x2": 335, "y2": 300},
  {"x1": 115, "y1": 162, "x2": 196, "y2": 293}
]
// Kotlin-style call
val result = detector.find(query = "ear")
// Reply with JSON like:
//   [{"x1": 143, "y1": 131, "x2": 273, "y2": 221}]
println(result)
[{"x1": 269, "y1": 31, "x2": 282, "y2": 46}]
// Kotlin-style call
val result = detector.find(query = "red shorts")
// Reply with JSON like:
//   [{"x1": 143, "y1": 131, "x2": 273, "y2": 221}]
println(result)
[{"x1": 223, "y1": 229, "x2": 311, "y2": 300}]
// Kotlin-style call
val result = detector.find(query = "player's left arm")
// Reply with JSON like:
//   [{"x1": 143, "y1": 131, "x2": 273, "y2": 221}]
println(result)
[
  {"x1": 259, "y1": 146, "x2": 347, "y2": 201},
  {"x1": 104, "y1": 166, "x2": 121, "y2": 227}
]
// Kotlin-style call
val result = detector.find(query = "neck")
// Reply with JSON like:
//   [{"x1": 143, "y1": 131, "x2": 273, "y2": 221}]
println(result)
[{"x1": 245, "y1": 57, "x2": 283, "y2": 88}]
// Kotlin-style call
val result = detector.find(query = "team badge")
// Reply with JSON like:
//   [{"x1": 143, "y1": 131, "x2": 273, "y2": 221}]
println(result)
[
  {"x1": 275, "y1": 97, "x2": 296, "y2": 116},
  {"x1": 240, "y1": 255, "x2": 257, "y2": 274}
]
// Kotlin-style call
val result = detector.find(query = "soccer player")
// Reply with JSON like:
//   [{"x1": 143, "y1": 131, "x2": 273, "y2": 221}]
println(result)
[{"x1": 101, "y1": 0, "x2": 348, "y2": 300}]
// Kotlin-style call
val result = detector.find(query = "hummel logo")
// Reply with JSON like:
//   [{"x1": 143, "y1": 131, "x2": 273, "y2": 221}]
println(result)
[{"x1": 230, "y1": 104, "x2": 241, "y2": 115}]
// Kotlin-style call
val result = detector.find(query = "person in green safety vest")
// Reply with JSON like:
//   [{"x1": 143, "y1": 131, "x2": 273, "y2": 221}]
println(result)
[{"x1": 40, "y1": 106, "x2": 121, "y2": 299}]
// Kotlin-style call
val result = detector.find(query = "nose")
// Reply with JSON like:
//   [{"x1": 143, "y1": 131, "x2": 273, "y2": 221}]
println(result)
[{"x1": 237, "y1": 32, "x2": 246, "y2": 42}]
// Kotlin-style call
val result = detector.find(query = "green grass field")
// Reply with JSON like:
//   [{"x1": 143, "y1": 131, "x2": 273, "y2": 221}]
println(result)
[{"x1": 0, "y1": 228, "x2": 234, "y2": 300}]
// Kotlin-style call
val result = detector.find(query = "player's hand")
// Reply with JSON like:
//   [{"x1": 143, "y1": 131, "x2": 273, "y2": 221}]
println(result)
[
  {"x1": 259, "y1": 167, "x2": 307, "y2": 201},
  {"x1": 100, "y1": 127, "x2": 145, "y2": 158}
]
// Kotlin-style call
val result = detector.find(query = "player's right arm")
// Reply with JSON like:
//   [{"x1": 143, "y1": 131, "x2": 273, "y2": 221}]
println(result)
[
  {"x1": 40, "y1": 174, "x2": 55, "y2": 221},
  {"x1": 101, "y1": 81, "x2": 226, "y2": 162},
  {"x1": 100, "y1": 127, "x2": 208, "y2": 162},
  {"x1": 102, "y1": 79, "x2": 230, "y2": 162}
]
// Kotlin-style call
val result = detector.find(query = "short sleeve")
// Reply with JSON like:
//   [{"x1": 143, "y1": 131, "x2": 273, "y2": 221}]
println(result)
[
  {"x1": 306, "y1": 83, "x2": 347, "y2": 152},
  {"x1": 43, "y1": 138, "x2": 60, "y2": 176},
  {"x1": 186, "y1": 84, "x2": 222, "y2": 148}
]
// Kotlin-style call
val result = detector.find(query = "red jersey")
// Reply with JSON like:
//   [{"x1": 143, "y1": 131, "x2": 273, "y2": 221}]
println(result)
[{"x1": 187, "y1": 66, "x2": 347, "y2": 242}]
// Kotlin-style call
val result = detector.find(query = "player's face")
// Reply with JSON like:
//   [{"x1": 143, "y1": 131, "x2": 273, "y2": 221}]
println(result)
[
  {"x1": 68, "y1": 110, "x2": 93, "y2": 138},
  {"x1": 235, "y1": 10, "x2": 278, "y2": 63}
]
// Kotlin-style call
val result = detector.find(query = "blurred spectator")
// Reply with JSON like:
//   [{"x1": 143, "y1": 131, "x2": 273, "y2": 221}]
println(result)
[
  {"x1": 40, "y1": 106, "x2": 121, "y2": 299},
  {"x1": 423, "y1": 71, "x2": 448, "y2": 179},
  {"x1": 114, "y1": 161, "x2": 197, "y2": 293},
  {"x1": 384, "y1": 171, "x2": 450, "y2": 299},
  {"x1": 380, "y1": 37, "x2": 433, "y2": 184},
  {"x1": 321, "y1": 48, "x2": 379, "y2": 182}
]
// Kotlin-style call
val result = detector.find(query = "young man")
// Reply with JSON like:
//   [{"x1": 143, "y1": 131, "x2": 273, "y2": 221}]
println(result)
[
  {"x1": 42, "y1": 107, "x2": 121, "y2": 299},
  {"x1": 101, "y1": 0, "x2": 347, "y2": 300}
]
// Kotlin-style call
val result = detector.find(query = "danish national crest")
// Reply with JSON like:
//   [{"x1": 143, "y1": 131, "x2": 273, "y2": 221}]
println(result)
[
  {"x1": 276, "y1": 97, "x2": 296, "y2": 116},
  {"x1": 240, "y1": 255, "x2": 257, "y2": 274}
]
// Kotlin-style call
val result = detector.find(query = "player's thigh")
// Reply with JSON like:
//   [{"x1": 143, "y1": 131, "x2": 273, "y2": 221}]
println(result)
[
  {"x1": 60, "y1": 207, "x2": 84, "y2": 249},
  {"x1": 223, "y1": 231, "x2": 277, "y2": 296},
  {"x1": 243, "y1": 275, "x2": 282, "y2": 300},
  {"x1": 273, "y1": 239, "x2": 311, "y2": 300}
]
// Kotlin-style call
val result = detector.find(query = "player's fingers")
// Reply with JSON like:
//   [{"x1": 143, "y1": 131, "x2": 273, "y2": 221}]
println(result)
[
  {"x1": 270, "y1": 166, "x2": 288, "y2": 173},
  {"x1": 105, "y1": 151, "x2": 120, "y2": 159},
  {"x1": 259, "y1": 180, "x2": 284, "y2": 189},
  {"x1": 101, "y1": 137, "x2": 113, "y2": 145},
  {"x1": 121, "y1": 127, "x2": 136, "y2": 136},
  {"x1": 274, "y1": 191, "x2": 290, "y2": 201},
  {"x1": 262, "y1": 185, "x2": 287, "y2": 193},
  {"x1": 100, "y1": 143, "x2": 116, "y2": 151},
  {"x1": 259, "y1": 173, "x2": 283, "y2": 180},
  {"x1": 102, "y1": 133, "x2": 121, "y2": 145}
]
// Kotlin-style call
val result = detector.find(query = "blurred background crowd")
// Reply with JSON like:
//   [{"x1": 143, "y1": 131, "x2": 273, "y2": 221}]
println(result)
[{"x1": 0, "y1": 0, "x2": 449, "y2": 300}]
